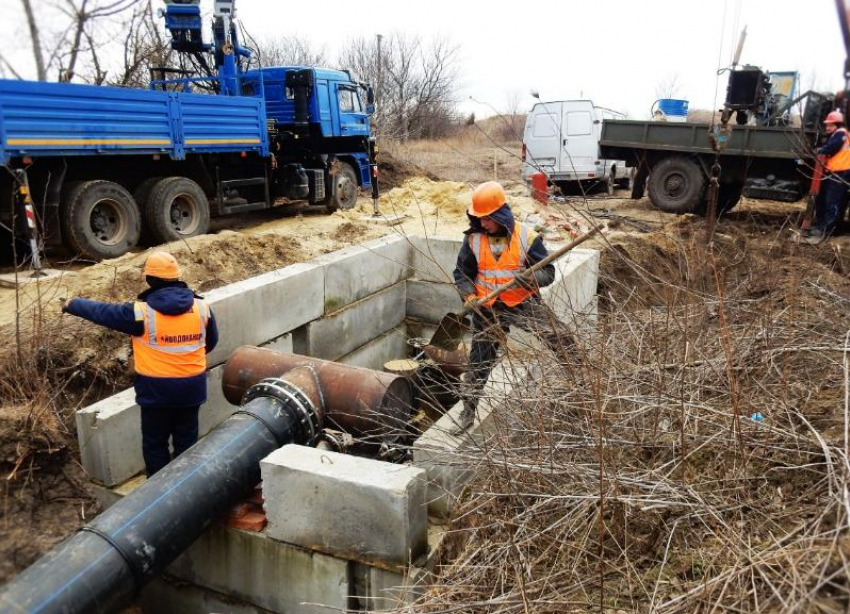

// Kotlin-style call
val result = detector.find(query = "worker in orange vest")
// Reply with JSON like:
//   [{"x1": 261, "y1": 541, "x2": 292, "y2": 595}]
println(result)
[
  {"x1": 453, "y1": 181, "x2": 575, "y2": 430},
  {"x1": 63, "y1": 252, "x2": 218, "y2": 476},
  {"x1": 806, "y1": 110, "x2": 850, "y2": 244}
]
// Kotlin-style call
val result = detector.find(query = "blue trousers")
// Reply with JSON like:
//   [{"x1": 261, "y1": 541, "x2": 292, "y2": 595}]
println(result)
[
  {"x1": 140, "y1": 405, "x2": 200, "y2": 477},
  {"x1": 816, "y1": 171, "x2": 850, "y2": 234}
]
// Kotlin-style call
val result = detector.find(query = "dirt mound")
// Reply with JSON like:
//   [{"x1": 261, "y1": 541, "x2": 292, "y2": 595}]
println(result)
[{"x1": 378, "y1": 150, "x2": 437, "y2": 189}]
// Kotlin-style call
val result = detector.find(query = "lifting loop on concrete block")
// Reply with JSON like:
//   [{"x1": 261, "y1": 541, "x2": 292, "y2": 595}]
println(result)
[
  {"x1": 241, "y1": 377, "x2": 320, "y2": 445},
  {"x1": 78, "y1": 526, "x2": 146, "y2": 594}
]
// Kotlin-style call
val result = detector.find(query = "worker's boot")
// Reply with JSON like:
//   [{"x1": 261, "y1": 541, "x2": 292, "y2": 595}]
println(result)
[{"x1": 455, "y1": 399, "x2": 477, "y2": 432}]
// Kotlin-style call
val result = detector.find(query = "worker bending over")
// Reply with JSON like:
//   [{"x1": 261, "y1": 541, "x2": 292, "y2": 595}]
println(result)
[
  {"x1": 63, "y1": 252, "x2": 218, "y2": 476},
  {"x1": 453, "y1": 181, "x2": 575, "y2": 430}
]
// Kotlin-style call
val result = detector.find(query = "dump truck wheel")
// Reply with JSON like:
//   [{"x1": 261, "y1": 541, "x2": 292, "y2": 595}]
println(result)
[
  {"x1": 62, "y1": 180, "x2": 141, "y2": 260},
  {"x1": 331, "y1": 163, "x2": 359, "y2": 211},
  {"x1": 145, "y1": 177, "x2": 210, "y2": 244},
  {"x1": 647, "y1": 156, "x2": 706, "y2": 214}
]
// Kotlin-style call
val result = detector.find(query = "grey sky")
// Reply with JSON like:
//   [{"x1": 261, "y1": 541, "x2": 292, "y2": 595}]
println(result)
[{"x1": 2, "y1": 0, "x2": 846, "y2": 120}]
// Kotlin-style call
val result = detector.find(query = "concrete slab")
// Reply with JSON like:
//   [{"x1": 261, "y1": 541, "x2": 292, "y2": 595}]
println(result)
[
  {"x1": 313, "y1": 235, "x2": 409, "y2": 313},
  {"x1": 337, "y1": 325, "x2": 408, "y2": 371},
  {"x1": 359, "y1": 213, "x2": 410, "y2": 226},
  {"x1": 540, "y1": 248, "x2": 599, "y2": 325},
  {"x1": 262, "y1": 445, "x2": 428, "y2": 566},
  {"x1": 140, "y1": 577, "x2": 275, "y2": 614},
  {"x1": 205, "y1": 262, "x2": 324, "y2": 366},
  {"x1": 412, "y1": 360, "x2": 532, "y2": 517},
  {"x1": 408, "y1": 235, "x2": 462, "y2": 283},
  {"x1": 261, "y1": 332, "x2": 293, "y2": 354},
  {"x1": 166, "y1": 523, "x2": 351, "y2": 614},
  {"x1": 76, "y1": 363, "x2": 234, "y2": 487},
  {"x1": 406, "y1": 280, "x2": 462, "y2": 324},
  {"x1": 295, "y1": 282, "x2": 406, "y2": 361}
]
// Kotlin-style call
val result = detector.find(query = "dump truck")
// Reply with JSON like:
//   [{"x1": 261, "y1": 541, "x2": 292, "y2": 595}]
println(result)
[
  {"x1": 598, "y1": 67, "x2": 829, "y2": 215},
  {"x1": 0, "y1": 0, "x2": 375, "y2": 261}
]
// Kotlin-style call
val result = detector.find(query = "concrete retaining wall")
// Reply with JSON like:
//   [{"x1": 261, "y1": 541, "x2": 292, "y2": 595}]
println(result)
[{"x1": 76, "y1": 236, "x2": 599, "y2": 489}]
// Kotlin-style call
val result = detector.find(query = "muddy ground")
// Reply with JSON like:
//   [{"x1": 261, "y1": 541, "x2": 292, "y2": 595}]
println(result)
[{"x1": 0, "y1": 168, "x2": 845, "y2": 594}]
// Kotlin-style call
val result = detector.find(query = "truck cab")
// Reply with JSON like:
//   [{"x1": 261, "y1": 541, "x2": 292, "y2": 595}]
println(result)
[{"x1": 521, "y1": 100, "x2": 630, "y2": 194}]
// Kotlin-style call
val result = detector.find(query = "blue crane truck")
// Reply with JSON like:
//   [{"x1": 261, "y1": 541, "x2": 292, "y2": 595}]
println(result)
[{"x1": 0, "y1": 0, "x2": 375, "y2": 261}]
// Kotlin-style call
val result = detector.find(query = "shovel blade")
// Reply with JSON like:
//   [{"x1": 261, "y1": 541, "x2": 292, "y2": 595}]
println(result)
[{"x1": 429, "y1": 312, "x2": 469, "y2": 350}]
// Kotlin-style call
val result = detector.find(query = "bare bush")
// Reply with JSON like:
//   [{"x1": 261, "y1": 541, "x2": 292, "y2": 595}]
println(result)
[{"x1": 252, "y1": 34, "x2": 327, "y2": 68}]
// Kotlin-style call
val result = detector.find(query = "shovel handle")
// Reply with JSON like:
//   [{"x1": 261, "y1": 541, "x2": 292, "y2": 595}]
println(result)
[{"x1": 459, "y1": 223, "x2": 607, "y2": 317}]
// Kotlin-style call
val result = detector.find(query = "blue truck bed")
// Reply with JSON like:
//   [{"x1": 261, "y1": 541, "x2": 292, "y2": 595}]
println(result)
[{"x1": 0, "y1": 79, "x2": 270, "y2": 164}]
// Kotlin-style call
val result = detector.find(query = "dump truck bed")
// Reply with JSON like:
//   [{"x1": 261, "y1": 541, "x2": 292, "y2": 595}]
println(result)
[
  {"x1": 599, "y1": 119, "x2": 813, "y2": 161},
  {"x1": 0, "y1": 79, "x2": 269, "y2": 164}
]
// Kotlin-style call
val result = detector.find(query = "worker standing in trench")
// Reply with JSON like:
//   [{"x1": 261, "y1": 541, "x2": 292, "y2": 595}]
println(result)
[
  {"x1": 453, "y1": 181, "x2": 575, "y2": 430},
  {"x1": 62, "y1": 252, "x2": 218, "y2": 476},
  {"x1": 806, "y1": 111, "x2": 850, "y2": 244}
]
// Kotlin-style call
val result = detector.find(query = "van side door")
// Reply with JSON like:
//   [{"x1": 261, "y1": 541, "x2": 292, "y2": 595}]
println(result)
[{"x1": 561, "y1": 106, "x2": 595, "y2": 174}]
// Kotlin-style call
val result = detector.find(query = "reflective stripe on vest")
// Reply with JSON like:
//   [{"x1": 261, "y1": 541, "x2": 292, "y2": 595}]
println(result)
[
  {"x1": 132, "y1": 299, "x2": 209, "y2": 378},
  {"x1": 471, "y1": 225, "x2": 535, "y2": 307},
  {"x1": 827, "y1": 128, "x2": 850, "y2": 172}
]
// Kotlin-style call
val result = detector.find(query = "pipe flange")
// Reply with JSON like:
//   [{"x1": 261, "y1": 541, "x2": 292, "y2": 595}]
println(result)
[{"x1": 243, "y1": 377, "x2": 321, "y2": 445}]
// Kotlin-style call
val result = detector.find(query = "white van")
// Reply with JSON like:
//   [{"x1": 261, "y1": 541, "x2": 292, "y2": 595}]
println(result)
[{"x1": 521, "y1": 100, "x2": 630, "y2": 194}]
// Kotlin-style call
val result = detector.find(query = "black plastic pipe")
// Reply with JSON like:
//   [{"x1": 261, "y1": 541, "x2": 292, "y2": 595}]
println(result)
[{"x1": 0, "y1": 369, "x2": 321, "y2": 614}]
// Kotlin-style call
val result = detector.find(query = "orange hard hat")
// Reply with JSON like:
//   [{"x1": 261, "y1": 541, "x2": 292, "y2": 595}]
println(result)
[
  {"x1": 143, "y1": 251, "x2": 181, "y2": 280},
  {"x1": 469, "y1": 181, "x2": 507, "y2": 217},
  {"x1": 825, "y1": 111, "x2": 844, "y2": 125}
]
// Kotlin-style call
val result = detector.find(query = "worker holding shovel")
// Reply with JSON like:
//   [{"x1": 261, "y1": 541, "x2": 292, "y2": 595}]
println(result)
[{"x1": 452, "y1": 181, "x2": 577, "y2": 430}]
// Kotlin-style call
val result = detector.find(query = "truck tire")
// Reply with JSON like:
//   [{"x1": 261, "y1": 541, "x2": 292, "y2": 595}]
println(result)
[
  {"x1": 144, "y1": 177, "x2": 210, "y2": 244},
  {"x1": 647, "y1": 156, "x2": 706, "y2": 214},
  {"x1": 718, "y1": 183, "x2": 742, "y2": 213},
  {"x1": 133, "y1": 177, "x2": 163, "y2": 245},
  {"x1": 62, "y1": 180, "x2": 141, "y2": 261},
  {"x1": 332, "y1": 163, "x2": 359, "y2": 211}
]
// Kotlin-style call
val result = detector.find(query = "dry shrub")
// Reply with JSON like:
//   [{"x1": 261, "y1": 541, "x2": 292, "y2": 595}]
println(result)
[{"x1": 407, "y1": 215, "x2": 850, "y2": 614}]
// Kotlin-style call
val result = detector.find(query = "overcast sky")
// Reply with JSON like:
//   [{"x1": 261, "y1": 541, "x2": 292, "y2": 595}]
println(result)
[{"x1": 1, "y1": 0, "x2": 846, "y2": 120}]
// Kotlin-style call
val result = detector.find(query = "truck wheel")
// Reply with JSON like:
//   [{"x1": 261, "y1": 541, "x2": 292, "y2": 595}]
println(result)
[
  {"x1": 332, "y1": 163, "x2": 359, "y2": 211},
  {"x1": 62, "y1": 180, "x2": 141, "y2": 260},
  {"x1": 605, "y1": 173, "x2": 615, "y2": 196},
  {"x1": 647, "y1": 156, "x2": 706, "y2": 214},
  {"x1": 133, "y1": 177, "x2": 163, "y2": 245},
  {"x1": 144, "y1": 177, "x2": 210, "y2": 244},
  {"x1": 717, "y1": 183, "x2": 742, "y2": 214}
]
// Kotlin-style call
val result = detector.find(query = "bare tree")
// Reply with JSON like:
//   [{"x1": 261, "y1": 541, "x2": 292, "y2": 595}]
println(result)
[
  {"x1": 655, "y1": 72, "x2": 682, "y2": 99},
  {"x1": 252, "y1": 35, "x2": 327, "y2": 69},
  {"x1": 338, "y1": 33, "x2": 460, "y2": 139},
  {"x1": 11, "y1": 0, "x2": 143, "y2": 83}
]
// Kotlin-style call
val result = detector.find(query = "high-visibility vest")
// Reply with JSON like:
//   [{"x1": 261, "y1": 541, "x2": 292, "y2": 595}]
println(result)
[
  {"x1": 827, "y1": 128, "x2": 850, "y2": 172},
  {"x1": 470, "y1": 225, "x2": 536, "y2": 307},
  {"x1": 132, "y1": 299, "x2": 210, "y2": 378}
]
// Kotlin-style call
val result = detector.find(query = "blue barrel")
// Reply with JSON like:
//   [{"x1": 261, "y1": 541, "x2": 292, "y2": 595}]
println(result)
[{"x1": 656, "y1": 99, "x2": 689, "y2": 122}]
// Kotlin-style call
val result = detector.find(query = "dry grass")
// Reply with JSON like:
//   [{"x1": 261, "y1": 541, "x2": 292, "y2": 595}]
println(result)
[
  {"x1": 383, "y1": 124, "x2": 524, "y2": 185},
  {"x1": 402, "y1": 211, "x2": 850, "y2": 614}
]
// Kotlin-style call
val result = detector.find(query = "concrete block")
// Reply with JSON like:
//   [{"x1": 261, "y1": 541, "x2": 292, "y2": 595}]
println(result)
[
  {"x1": 409, "y1": 235, "x2": 462, "y2": 283},
  {"x1": 140, "y1": 577, "x2": 274, "y2": 614},
  {"x1": 261, "y1": 332, "x2": 293, "y2": 354},
  {"x1": 166, "y1": 523, "x2": 351, "y2": 614},
  {"x1": 314, "y1": 235, "x2": 410, "y2": 313},
  {"x1": 412, "y1": 360, "x2": 531, "y2": 517},
  {"x1": 262, "y1": 445, "x2": 428, "y2": 566},
  {"x1": 205, "y1": 262, "x2": 324, "y2": 366},
  {"x1": 406, "y1": 280, "x2": 462, "y2": 324},
  {"x1": 540, "y1": 248, "x2": 599, "y2": 325},
  {"x1": 76, "y1": 363, "x2": 234, "y2": 487},
  {"x1": 297, "y1": 282, "x2": 406, "y2": 361},
  {"x1": 338, "y1": 325, "x2": 408, "y2": 371}
]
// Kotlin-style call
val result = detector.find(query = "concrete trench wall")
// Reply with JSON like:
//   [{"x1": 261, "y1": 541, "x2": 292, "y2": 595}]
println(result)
[{"x1": 76, "y1": 233, "x2": 600, "y2": 614}]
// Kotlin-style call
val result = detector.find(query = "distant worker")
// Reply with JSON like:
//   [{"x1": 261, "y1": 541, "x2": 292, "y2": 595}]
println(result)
[
  {"x1": 62, "y1": 252, "x2": 218, "y2": 476},
  {"x1": 806, "y1": 111, "x2": 850, "y2": 244},
  {"x1": 453, "y1": 181, "x2": 575, "y2": 430}
]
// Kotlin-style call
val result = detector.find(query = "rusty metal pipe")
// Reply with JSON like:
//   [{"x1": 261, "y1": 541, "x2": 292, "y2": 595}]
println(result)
[{"x1": 223, "y1": 346, "x2": 413, "y2": 441}]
